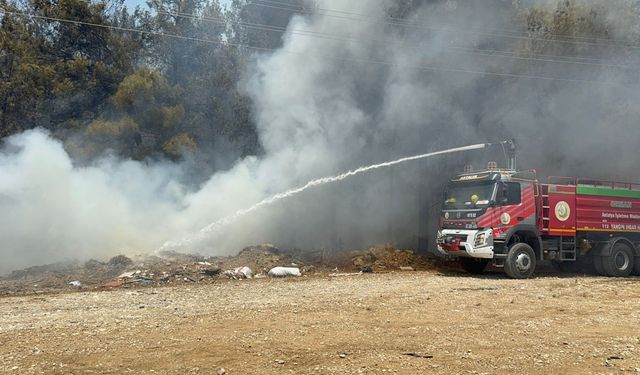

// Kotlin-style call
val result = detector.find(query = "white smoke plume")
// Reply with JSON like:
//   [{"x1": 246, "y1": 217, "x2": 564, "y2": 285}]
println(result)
[{"x1": 2, "y1": 0, "x2": 640, "y2": 274}]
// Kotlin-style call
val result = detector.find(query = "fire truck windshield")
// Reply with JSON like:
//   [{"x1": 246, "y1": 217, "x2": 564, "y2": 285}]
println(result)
[{"x1": 443, "y1": 182, "x2": 496, "y2": 210}]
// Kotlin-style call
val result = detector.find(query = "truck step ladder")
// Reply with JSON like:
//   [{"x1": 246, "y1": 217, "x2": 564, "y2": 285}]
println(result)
[
  {"x1": 541, "y1": 185, "x2": 550, "y2": 232},
  {"x1": 559, "y1": 236, "x2": 577, "y2": 261}
]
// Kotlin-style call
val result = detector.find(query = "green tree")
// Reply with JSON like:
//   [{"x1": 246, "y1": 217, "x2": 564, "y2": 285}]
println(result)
[
  {"x1": 0, "y1": 0, "x2": 140, "y2": 137},
  {"x1": 0, "y1": 0, "x2": 50, "y2": 136},
  {"x1": 79, "y1": 67, "x2": 189, "y2": 159}
]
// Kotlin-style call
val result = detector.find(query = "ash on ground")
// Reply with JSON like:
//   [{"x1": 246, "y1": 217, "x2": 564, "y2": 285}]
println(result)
[{"x1": 0, "y1": 244, "x2": 437, "y2": 296}]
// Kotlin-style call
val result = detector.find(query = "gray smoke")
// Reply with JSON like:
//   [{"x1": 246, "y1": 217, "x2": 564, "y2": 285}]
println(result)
[{"x1": 2, "y1": 0, "x2": 639, "y2": 274}]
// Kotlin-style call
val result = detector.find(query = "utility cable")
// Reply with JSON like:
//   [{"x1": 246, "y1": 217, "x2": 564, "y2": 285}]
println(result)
[
  {"x1": 154, "y1": 8, "x2": 630, "y2": 69},
  {"x1": 69, "y1": 0, "x2": 633, "y2": 67},
  {"x1": 248, "y1": 0, "x2": 640, "y2": 51},
  {"x1": 0, "y1": 8, "x2": 633, "y2": 86}
]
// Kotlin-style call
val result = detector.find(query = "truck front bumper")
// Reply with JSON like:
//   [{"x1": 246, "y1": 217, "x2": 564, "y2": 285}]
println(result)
[{"x1": 436, "y1": 229, "x2": 494, "y2": 259}]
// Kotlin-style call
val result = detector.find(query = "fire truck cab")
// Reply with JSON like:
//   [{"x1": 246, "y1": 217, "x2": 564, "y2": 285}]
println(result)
[{"x1": 437, "y1": 167, "x2": 541, "y2": 278}]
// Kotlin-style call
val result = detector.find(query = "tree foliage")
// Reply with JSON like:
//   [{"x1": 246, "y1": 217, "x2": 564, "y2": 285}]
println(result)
[{"x1": 1, "y1": 0, "x2": 635, "y2": 168}]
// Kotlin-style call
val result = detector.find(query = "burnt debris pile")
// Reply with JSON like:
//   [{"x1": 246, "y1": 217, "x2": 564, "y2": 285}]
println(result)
[{"x1": 0, "y1": 244, "x2": 437, "y2": 296}]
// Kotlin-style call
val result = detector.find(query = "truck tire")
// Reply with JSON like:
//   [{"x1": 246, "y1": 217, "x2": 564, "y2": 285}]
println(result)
[
  {"x1": 602, "y1": 242, "x2": 634, "y2": 277},
  {"x1": 504, "y1": 243, "x2": 536, "y2": 279},
  {"x1": 593, "y1": 255, "x2": 606, "y2": 276},
  {"x1": 461, "y1": 258, "x2": 489, "y2": 274},
  {"x1": 634, "y1": 258, "x2": 640, "y2": 276}
]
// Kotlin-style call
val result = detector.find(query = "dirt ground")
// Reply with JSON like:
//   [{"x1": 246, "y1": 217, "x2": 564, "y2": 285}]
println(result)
[{"x1": 2, "y1": 268, "x2": 640, "y2": 374}]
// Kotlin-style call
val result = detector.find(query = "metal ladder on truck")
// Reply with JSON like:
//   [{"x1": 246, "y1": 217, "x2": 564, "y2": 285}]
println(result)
[{"x1": 540, "y1": 184, "x2": 577, "y2": 261}]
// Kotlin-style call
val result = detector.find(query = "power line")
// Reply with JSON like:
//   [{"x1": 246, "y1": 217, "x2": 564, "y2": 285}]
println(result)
[
  {"x1": 248, "y1": 0, "x2": 640, "y2": 51},
  {"x1": 305, "y1": 0, "x2": 629, "y2": 45},
  {"x1": 155, "y1": 8, "x2": 630, "y2": 69},
  {"x1": 66, "y1": 0, "x2": 633, "y2": 68},
  {"x1": 0, "y1": 8, "x2": 259, "y2": 47},
  {"x1": 253, "y1": 0, "x2": 640, "y2": 47},
  {"x1": 447, "y1": 46, "x2": 628, "y2": 69},
  {"x1": 72, "y1": 0, "x2": 640, "y2": 53},
  {"x1": 0, "y1": 8, "x2": 632, "y2": 86}
]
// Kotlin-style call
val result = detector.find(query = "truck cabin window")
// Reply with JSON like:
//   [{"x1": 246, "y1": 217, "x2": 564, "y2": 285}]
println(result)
[
  {"x1": 498, "y1": 182, "x2": 521, "y2": 205},
  {"x1": 444, "y1": 182, "x2": 495, "y2": 209}
]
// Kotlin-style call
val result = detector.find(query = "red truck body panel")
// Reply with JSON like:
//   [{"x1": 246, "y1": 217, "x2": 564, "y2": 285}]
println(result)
[
  {"x1": 542, "y1": 180, "x2": 640, "y2": 236},
  {"x1": 545, "y1": 184, "x2": 576, "y2": 236},
  {"x1": 575, "y1": 186, "x2": 640, "y2": 233}
]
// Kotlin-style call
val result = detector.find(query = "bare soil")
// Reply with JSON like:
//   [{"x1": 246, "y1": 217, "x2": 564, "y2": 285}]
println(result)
[{"x1": 2, "y1": 269, "x2": 640, "y2": 374}]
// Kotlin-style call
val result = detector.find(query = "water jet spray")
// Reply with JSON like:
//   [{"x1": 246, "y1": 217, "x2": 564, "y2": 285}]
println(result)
[{"x1": 160, "y1": 140, "x2": 516, "y2": 251}]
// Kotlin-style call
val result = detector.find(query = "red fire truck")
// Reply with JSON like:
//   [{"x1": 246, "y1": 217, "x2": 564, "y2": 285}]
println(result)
[{"x1": 436, "y1": 141, "x2": 640, "y2": 278}]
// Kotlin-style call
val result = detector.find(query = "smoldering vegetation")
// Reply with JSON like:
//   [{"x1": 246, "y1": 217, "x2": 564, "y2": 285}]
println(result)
[{"x1": 1, "y1": 0, "x2": 640, "y2": 274}]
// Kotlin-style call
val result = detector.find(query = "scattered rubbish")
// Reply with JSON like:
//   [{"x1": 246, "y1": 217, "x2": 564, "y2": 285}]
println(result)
[
  {"x1": 217, "y1": 369, "x2": 226, "y2": 375},
  {"x1": 202, "y1": 268, "x2": 221, "y2": 277},
  {"x1": 402, "y1": 352, "x2": 433, "y2": 359},
  {"x1": 235, "y1": 266, "x2": 253, "y2": 279},
  {"x1": 607, "y1": 356, "x2": 624, "y2": 360},
  {"x1": 118, "y1": 270, "x2": 139, "y2": 279},
  {"x1": 399, "y1": 266, "x2": 415, "y2": 271},
  {"x1": 274, "y1": 359, "x2": 285, "y2": 365},
  {"x1": 1, "y1": 243, "x2": 435, "y2": 295},
  {"x1": 338, "y1": 352, "x2": 348, "y2": 358},
  {"x1": 223, "y1": 266, "x2": 253, "y2": 279},
  {"x1": 68, "y1": 280, "x2": 82, "y2": 288},
  {"x1": 268, "y1": 267, "x2": 301, "y2": 277},
  {"x1": 103, "y1": 279, "x2": 124, "y2": 288},
  {"x1": 359, "y1": 265, "x2": 373, "y2": 273}
]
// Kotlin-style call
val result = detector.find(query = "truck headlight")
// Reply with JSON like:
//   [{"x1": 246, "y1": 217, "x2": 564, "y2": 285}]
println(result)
[{"x1": 474, "y1": 230, "x2": 492, "y2": 247}]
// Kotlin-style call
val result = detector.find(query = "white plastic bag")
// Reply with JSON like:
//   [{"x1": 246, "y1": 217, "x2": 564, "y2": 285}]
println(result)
[
  {"x1": 68, "y1": 280, "x2": 82, "y2": 288},
  {"x1": 268, "y1": 267, "x2": 301, "y2": 277},
  {"x1": 234, "y1": 266, "x2": 253, "y2": 279}
]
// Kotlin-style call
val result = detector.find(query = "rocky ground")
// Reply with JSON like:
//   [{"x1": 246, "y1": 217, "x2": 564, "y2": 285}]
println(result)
[
  {"x1": 0, "y1": 271, "x2": 640, "y2": 374},
  {"x1": 1, "y1": 261, "x2": 640, "y2": 374}
]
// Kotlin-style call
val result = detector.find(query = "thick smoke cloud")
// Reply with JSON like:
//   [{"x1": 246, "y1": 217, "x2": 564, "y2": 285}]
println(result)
[
  {"x1": 0, "y1": 130, "x2": 184, "y2": 273},
  {"x1": 2, "y1": 0, "x2": 640, "y2": 274}
]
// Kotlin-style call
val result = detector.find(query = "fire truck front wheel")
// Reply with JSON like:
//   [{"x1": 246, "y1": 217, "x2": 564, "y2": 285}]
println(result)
[
  {"x1": 602, "y1": 242, "x2": 633, "y2": 277},
  {"x1": 504, "y1": 243, "x2": 536, "y2": 279}
]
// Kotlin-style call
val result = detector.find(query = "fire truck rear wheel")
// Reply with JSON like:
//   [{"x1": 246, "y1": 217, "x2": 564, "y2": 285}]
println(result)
[
  {"x1": 602, "y1": 243, "x2": 633, "y2": 277},
  {"x1": 504, "y1": 242, "x2": 536, "y2": 279},
  {"x1": 461, "y1": 258, "x2": 489, "y2": 274}
]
